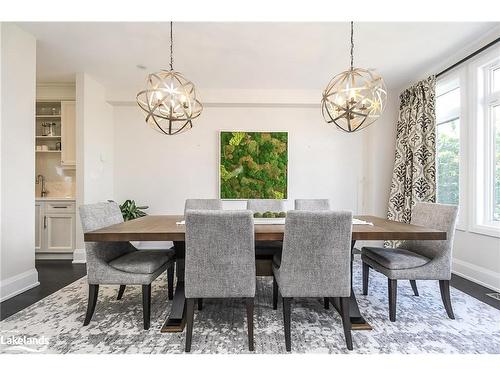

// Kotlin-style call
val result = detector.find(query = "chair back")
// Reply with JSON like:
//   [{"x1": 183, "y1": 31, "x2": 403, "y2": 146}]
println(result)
[
  {"x1": 402, "y1": 202, "x2": 458, "y2": 274},
  {"x1": 79, "y1": 201, "x2": 135, "y2": 282},
  {"x1": 279, "y1": 210, "x2": 352, "y2": 297},
  {"x1": 185, "y1": 210, "x2": 255, "y2": 298},
  {"x1": 80, "y1": 201, "x2": 124, "y2": 232},
  {"x1": 184, "y1": 199, "x2": 222, "y2": 213},
  {"x1": 295, "y1": 199, "x2": 330, "y2": 211},
  {"x1": 247, "y1": 199, "x2": 285, "y2": 213}
]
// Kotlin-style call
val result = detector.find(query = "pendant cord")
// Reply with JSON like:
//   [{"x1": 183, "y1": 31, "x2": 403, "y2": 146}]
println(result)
[
  {"x1": 170, "y1": 21, "x2": 174, "y2": 71},
  {"x1": 350, "y1": 21, "x2": 354, "y2": 70}
]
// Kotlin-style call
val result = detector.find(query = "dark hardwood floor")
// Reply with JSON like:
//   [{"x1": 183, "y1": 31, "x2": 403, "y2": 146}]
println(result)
[
  {"x1": 450, "y1": 273, "x2": 500, "y2": 310},
  {"x1": 0, "y1": 260, "x2": 498, "y2": 321},
  {"x1": 0, "y1": 260, "x2": 86, "y2": 321}
]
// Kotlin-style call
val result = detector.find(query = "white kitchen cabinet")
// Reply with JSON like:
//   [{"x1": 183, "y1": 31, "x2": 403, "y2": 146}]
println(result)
[
  {"x1": 61, "y1": 101, "x2": 76, "y2": 167},
  {"x1": 36, "y1": 199, "x2": 76, "y2": 254},
  {"x1": 35, "y1": 202, "x2": 43, "y2": 252},
  {"x1": 46, "y1": 213, "x2": 75, "y2": 252}
]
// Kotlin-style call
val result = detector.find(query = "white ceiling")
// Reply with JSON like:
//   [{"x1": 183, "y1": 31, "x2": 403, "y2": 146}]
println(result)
[{"x1": 19, "y1": 22, "x2": 499, "y2": 92}]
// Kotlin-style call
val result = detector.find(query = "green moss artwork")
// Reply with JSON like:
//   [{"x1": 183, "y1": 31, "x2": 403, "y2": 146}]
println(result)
[{"x1": 220, "y1": 131, "x2": 288, "y2": 199}]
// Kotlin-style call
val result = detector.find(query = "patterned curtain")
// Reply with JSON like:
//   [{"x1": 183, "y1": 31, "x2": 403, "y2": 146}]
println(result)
[{"x1": 387, "y1": 76, "x2": 436, "y2": 226}]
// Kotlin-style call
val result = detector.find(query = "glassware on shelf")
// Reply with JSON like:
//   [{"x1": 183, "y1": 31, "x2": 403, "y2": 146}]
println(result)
[{"x1": 41, "y1": 122, "x2": 57, "y2": 136}]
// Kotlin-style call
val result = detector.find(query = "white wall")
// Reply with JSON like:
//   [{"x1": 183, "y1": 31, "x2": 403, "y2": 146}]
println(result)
[
  {"x1": 110, "y1": 89, "x2": 399, "y2": 251},
  {"x1": 74, "y1": 73, "x2": 114, "y2": 260},
  {"x1": 0, "y1": 23, "x2": 38, "y2": 301},
  {"x1": 113, "y1": 100, "x2": 365, "y2": 214},
  {"x1": 364, "y1": 89, "x2": 399, "y2": 218}
]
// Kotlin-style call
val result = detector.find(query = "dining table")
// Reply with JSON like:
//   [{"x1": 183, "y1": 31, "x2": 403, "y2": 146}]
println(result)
[{"x1": 84, "y1": 214, "x2": 446, "y2": 332}]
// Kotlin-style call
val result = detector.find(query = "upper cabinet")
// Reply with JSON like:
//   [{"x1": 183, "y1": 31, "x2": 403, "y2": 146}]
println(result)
[
  {"x1": 35, "y1": 99, "x2": 76, "y2": 169},
  {"x1": 61, "y1": 101, "x2": 76, "y2": 167}
]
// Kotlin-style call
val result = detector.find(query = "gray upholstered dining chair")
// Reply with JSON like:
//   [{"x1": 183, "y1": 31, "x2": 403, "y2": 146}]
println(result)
[
  {"x1": 247, "y1": 199, "x2": 286, "y2": 259},
  {"x1": 295, "y1": 199, "x2": 330, "y2": 211},
  {"x1": 272, "y1": 210, "x2": 353, "y2": 351},
  {"x1": 79, "y1": 201, "x2": 175, "y2": 330},
  {"x1": 184, "y1": 199, "x2": 222, "y2": 212},
  {"x1": 183, "y1": 198, "x2": 223, "y2": 311},
  {"x1": 361, "y1": 202, "x2": 459, "y2": 322},
  {"x1": 184, "y1": 210, "x2": 255, "y2": 352},
  {"x1": 247, "y1": 199, "x2": 285, "y2": 213},
  {"x1": 295, "y1": 198, "x2": 332, "y2": 310}
]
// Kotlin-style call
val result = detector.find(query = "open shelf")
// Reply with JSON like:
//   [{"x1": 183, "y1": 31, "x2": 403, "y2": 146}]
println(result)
[
  {"x1": 36, "y1": 115, "x2": 61, "y2": 118},
  {"x1": 36, "y1": 135, "x2": 61, "y2": 139},
  {"x1": 36, "y1": 150, "x2": 61, "y2": 153}
]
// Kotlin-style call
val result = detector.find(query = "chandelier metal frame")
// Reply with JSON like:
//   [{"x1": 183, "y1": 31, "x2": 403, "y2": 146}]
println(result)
[
  {"x1": 136, "y1": 22, "x2": 203, "y2": 136},
  {"x1": 321, "y1": 22, "x2": 387, "y2": 133}
]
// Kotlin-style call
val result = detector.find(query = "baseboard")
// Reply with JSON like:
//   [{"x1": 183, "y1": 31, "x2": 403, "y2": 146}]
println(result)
[
  {"x1": 72, "y1": 248, "x2": 86, "y2": 263},
  {"x1": 36, "y1": 253, "x2": 73, "y2": 260},
  {"x1": 0, "y1": 268, "x2": 40, "y2": 302},
  {"x1": 452, "y1": 258, "x2": 500, "y2": 292}
]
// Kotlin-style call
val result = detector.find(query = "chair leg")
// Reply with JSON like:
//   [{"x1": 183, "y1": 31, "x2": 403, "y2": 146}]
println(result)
[
  {"x1": 410, "y1": 280, "x2": 419, "y2": 296},
  {"x1": 439, "y1": 280, "x2": 455, "y2": 319},
  {"x1": 117, "y1": 285, "x2": 126, "y2": 300},
  {"x1": 362, "y1": 261, "x2": 369, "y2": 295},
  {"x1": 198, "y1": 298, "x2": 203, "y2": 311},
  {"x1": 185, "y1": 298, "x2": 195, "y2": 352},
  {"x1": 83, "y1": 284, "x2": 99, "y2": 326},
  {"x1": 323, "y1": 297, "x2": 330, "y2": 309},
  {"x1": 339, "y1": 296, "x2": 353, "y2": 350},
  {"x1": 388, "y1": 279, "x2": 397, "y2": 322},
  {"x1": 167, "y1": 263, "x2": 174, "y2": 300},
  {"x1": 142, "y1": 284, "x2": 151, "y2": 330},
  {"x1": 245, "y1": 297, "x2": 255, "y2": 351},
  {"x1": 282, "y1": 297, "x2": 292, "y2": 352},
  {"x1": 272, "y1": 274, "x2": 278, "y2": 310}
]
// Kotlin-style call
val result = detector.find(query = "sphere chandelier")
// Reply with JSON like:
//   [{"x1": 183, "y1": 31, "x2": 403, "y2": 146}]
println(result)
[
  {"x1": 137, "y1": 22, "x2": 203, "y2": 135},
  {"x1": 321, "y1": 22, "x2": 387, "y2": 133}
]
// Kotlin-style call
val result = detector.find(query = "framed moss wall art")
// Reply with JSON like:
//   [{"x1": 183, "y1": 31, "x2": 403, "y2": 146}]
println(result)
[{"x1": 219, "y1": 131, "x2": 288, "y2": 199}]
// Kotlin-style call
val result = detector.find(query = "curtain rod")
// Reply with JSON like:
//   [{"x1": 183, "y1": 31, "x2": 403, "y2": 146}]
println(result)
[{"x1": 436, "y1": 37, "x2": 499, "y2": 78}]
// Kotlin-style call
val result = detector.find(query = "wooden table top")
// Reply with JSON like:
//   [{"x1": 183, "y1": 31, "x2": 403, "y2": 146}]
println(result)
[{"x1": 84, "y1": 215, "x2": 446, "y2": 242}]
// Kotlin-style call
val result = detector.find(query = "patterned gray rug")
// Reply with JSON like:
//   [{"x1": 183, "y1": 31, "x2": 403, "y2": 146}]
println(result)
[{"x1": 1, "y1": 258, "x2": 500, "y2": 354}]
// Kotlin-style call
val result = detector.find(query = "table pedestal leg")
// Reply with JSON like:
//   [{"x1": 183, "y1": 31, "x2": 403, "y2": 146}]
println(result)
[
  {"x1": 161, "y1": 241, "x2": 187, "y2": 333},
  {"x1": 330, "y1": 240, "x2": 372, "y2": 331}
]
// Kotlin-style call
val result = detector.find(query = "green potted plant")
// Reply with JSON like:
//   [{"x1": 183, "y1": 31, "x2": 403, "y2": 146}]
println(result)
[{"x1": 119, "y1": 199, "x2": 149, "y2": 221}]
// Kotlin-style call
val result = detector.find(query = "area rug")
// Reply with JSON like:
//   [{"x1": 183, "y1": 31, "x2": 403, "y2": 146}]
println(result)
[{"x1": 1, "y1": 258, "x2": 500, "y2": 354}]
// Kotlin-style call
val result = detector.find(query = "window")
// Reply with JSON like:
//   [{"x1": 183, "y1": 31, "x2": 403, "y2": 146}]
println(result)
[
  {"x1": 436, "y1": 46, "x2": 500, "y2": 237},
  {"x1": 494, "y1": 104, "x2": 500, "y2": 221},
  {"x1": 472, "y1": 53, "x2": 500, "y2": 235},
  {"x1": 436, "y1": 79, "x2": 460, "y2": 206},
  {"x1": 484, "y1": 62, "x2": 500, "y2": 224},
  {"x1": 493, "y1": 67, "x2": 500, "y2": 92}
]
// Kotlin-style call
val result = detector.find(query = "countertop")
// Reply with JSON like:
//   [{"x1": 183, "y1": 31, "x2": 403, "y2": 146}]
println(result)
[{"x1": 35, "y1": 197, "x2": 75, "y2": 201}]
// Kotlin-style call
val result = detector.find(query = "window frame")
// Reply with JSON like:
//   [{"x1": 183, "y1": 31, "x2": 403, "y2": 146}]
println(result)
[
  {"x1": 436, "y1": 46, "x2": 500, "y2": 238},
  {"x1": 483, "y1": 60, "x2": 500, "y2": 225},
  {"x1": 468, "y1": 48, "x2": 500, "y2": 237},
  {"x1": 436, "y1": 71, "x2": 467, "y2": 230}
]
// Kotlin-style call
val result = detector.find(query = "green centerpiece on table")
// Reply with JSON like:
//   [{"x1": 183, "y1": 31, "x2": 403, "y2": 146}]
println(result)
[{"x1": 253, "y1": 211, "x2": 286, "y2": 218}]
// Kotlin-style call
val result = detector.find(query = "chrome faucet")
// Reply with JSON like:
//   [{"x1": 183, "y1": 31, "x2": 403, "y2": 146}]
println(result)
[{"x1": 36, "y1": 174, "x2": 48, "y2": 197}]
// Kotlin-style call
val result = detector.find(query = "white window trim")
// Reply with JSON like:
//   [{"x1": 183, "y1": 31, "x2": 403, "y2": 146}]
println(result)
[
  {"x1": 468, "y1": 48, "x2": 500, "y2": 238},
  {"x1": 484, "y1": 61, "x2": 500, "y2": 225},
  {"x1": 436, "y1": 70, "x2": 467, "y2": 231}
]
